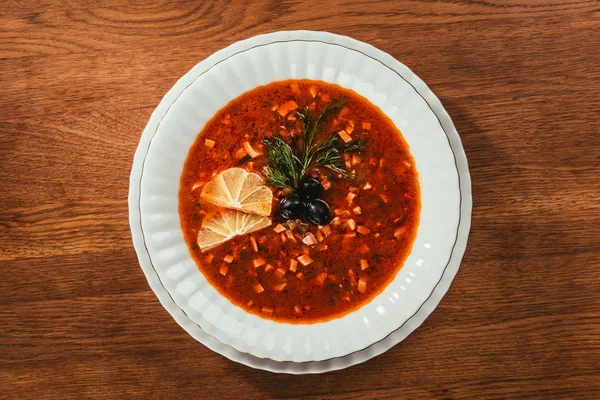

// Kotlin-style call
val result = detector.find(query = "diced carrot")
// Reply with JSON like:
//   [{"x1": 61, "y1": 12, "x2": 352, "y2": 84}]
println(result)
[
  {"x1": 290, "y1": 82, "x2": 300, "y2": 93},
  {"x1": 320, "y1": 225, "x2": 332, "y2": 236},
  {"x1": 294, "y1": 305, "x2": 303, "y2": 316},
  {"x1": 345, "y1": 159, "x2": 352, "y2": 170},
  {"x1": 358, "y1": 277, "x2": 367, "y2": 293},
  {"x1": 394, "y1": 227, "x2": 407, "y2": 239},
  {"x1": 349, "y1": 186, "x2": 360, "y2": 193},
  {"x1": 353, "y1": 206, "x2": 362, "y2": 215},
  {"x1": 345, "y1": 124, "x2": 354, "y2": 134},
  {"x1": 403, "y1": 160, "x2": 412, "y2": 169},
  {"x1": 234, "y1": 147, "x2": 247, "y2": 159},
  {"x1": 363, "y1": 182, "x2": 373, "y2": 190},
  {"x1": 261, "y1": 306, "x2": 274, "y2": 314},
  {"x1": 337, "y1": 130, "x2": 352, "y2": 143},
  {"x1": 275, "y1": 268, "x2": 286, "y2": 279},
  {"x1": 280, "y1": 233, "x2": 287, "y2": 243},
  {"x1": 204, "y1": 139, "x2": 215, "y2": 149},
  {"x1": 274, "y1": 223, "x2": 286, "y2": 233},
  {"x1": 297, "y1": 255, "x2": 313, "y2": 266},
  {"x1": 315, "y1": 231, "x2": 324, "y2": 242},
  {"x1": 331, "y1": 217, "x2": 341, "y2": 226},
  {"x1": 289, "y1": 259, "x2": 298, "y2": 272},
  {"x1": 357, "y1": 226, "x2": 370, "y2": 235},
  {"x1": 264, "y1": 263, "x2": 274, "y2": 273},
  {"x1": 348, "y1": 119, "x2": 355, "y2": 127},
  {"x1": 302, "y1": 232, "x2": 318, "y2": 246},
  {"x1": 346, "y1": 219, "x2": 356, "y2": 231},
  {"x1": 346, "y1": 192, "x2": 356, "y2": 203},
  {"x1": 223, "y1": 254, "x2": 234, "y2": 264},
  {"x1": 374, "y1": 233, "x2": 381, "y2": 238},
  {"x1": 309, "y1": 85, "x2": 318, "y2": 98},
  {"x1": 343, "y1": 232, "x2": 356, "y2": 239},
  {"x1": 379, "y1": 193, "x2": 390, "y2": 203},
  {"x1": 273, "y1": 282, "x2": 287, "y2": 292},
  {"x1": 301, "y1": 245, "x2": 310, "y2": 255},
  {"x1": 362, "y1": 121, "x2": 371, "y2": 130},
  {"x1": 348, "y1": 269, "x2": 357, "y2": 287},
  {"x1": 319, "y1": 92, "x2": 330, "y2": 102},
  {"x1": 277, "y1": 100, "x2": 298, "y2": 116},
  {"x1": 243, "y1": 141, "x2": 262, "y2": 158},
  {"x1": 314, "y1": 272, "x2": 327, "y2": 286},
  {"x1": 359, "y1": 244, "x2": 370, "y2": 253},
  {"x1": 205, "y1": 253, "x2": 214, "y2": 264},
  {"x1": 247, "y1": 300, "x2": 253, "y2": 307},
  {"x1": 296, "y1": 272, "x2": 305, "y2": 280},
  {"x1": 250, "y1": 236, "x2": 258, "y2": 252},
  {"x1": 317, "y1": 244, "x2": 329, "y2": 252},
  {"x1": 342, "y1": 294, "x2": 351, "y2": 302},
  {"x1": 334, "y1": 208, "x2": 343, "y2": 216},
  {"x1": 219, "y1": 264, "x2": 228, "y2": 276},
  {"x1": 247, "y1": 161, "x2": 254, "y2": 170},
  {"x1": 253, "y1": 258, "x2": 266, "y2": 268},
  {"x1": 253, "y1": 282, "x2": 264, "y2": 293},
  {"x1": 379, "y1": 159, "x2": 385, "y2": 168},
  {"x1": 351, "y1": 154, "x2": 361, "y2": 166},
  {"x1": 360, "y1": 259, "x2": 369, "y2": 270}
]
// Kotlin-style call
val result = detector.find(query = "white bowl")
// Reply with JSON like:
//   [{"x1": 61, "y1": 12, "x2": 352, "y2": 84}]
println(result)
[{"x1": 129, "y1": 30, "x2": 471, "y2": 366}]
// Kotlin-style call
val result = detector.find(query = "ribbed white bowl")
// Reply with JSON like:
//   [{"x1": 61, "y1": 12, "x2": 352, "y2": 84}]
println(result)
[{"x1": 129, "y1": 31, "x2": 471, "y2": 370}]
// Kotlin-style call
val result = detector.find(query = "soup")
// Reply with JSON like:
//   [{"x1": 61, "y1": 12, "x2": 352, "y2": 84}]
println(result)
[{"x1": 179, "y1": 79, "x2": 420, "y2": 323}]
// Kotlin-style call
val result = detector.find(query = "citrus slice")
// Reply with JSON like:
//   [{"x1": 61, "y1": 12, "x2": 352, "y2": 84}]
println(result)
[
  {"x1": 200, "y1": 167, "x2": 273, "y2": 216},
  {"x1": 197, "y1": 209, "x2": 271, "y2": 252}
]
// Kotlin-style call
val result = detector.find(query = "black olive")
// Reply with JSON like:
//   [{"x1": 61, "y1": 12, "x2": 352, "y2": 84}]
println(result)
[
  {"x1": 278, "y1": 195, "x2": 305, "y2": 220},
  {"x1": 306, "y1": 199, "x2": 331, "y2": 225},
  {"x1": 301, "y1": 177, "x2": 324, "y2": 200}
]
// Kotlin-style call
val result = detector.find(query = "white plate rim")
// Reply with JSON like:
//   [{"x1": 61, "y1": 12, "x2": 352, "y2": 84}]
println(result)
[{"x1": 129, "y1": 30, "x2": 471, "y2": 373}]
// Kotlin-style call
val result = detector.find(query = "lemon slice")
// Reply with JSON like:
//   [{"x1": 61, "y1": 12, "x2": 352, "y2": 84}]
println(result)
[
  {"x1": 200, "y1": 167, "x2": 273, "y2": 216},
  {"x1": 197, "y1": 209, "x2": 271, "y2": 252}
]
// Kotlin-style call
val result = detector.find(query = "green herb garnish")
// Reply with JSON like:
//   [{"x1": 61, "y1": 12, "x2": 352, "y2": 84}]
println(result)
[{"x1": 262, "y1": 99, "x2": 364, "y2": 191}]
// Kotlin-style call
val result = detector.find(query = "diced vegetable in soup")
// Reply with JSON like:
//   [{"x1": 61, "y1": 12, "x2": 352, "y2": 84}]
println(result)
[{"x1": 179, "y1": 79, "x2": 420, "y2": 323}]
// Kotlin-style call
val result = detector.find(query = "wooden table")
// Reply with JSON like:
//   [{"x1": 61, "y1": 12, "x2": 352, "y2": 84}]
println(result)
[{"x1": 2, "y1": 1, "x2": 599, "y2": 399}]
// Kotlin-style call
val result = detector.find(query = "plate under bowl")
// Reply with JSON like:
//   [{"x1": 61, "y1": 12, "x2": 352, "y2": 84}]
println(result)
[{"x1": 129, "y1": 30, "x2": 471, "y2": 366}]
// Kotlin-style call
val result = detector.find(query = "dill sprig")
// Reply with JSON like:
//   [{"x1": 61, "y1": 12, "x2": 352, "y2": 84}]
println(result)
[
  {"x1": 262, "y1": 136, "x2": 301, "y2": 189},
  {"x1": 262, "y1": 99, "x2": 365, "y2": 191}
]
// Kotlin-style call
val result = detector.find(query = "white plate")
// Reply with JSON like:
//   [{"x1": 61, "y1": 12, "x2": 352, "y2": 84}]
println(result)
[{"x1": 129, "y1": 30, "x2": 471, "y2": 370}]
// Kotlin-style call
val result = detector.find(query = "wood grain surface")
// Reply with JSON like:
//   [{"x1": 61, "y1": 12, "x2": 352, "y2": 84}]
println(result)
[{"x1": 1, "y1": 1, "x2": 599, "y2": 399}]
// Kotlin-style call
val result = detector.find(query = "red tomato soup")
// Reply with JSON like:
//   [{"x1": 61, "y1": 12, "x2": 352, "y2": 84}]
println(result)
[{"x1": 179, "y1": 79, "x2": 420, "y2": 323}]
